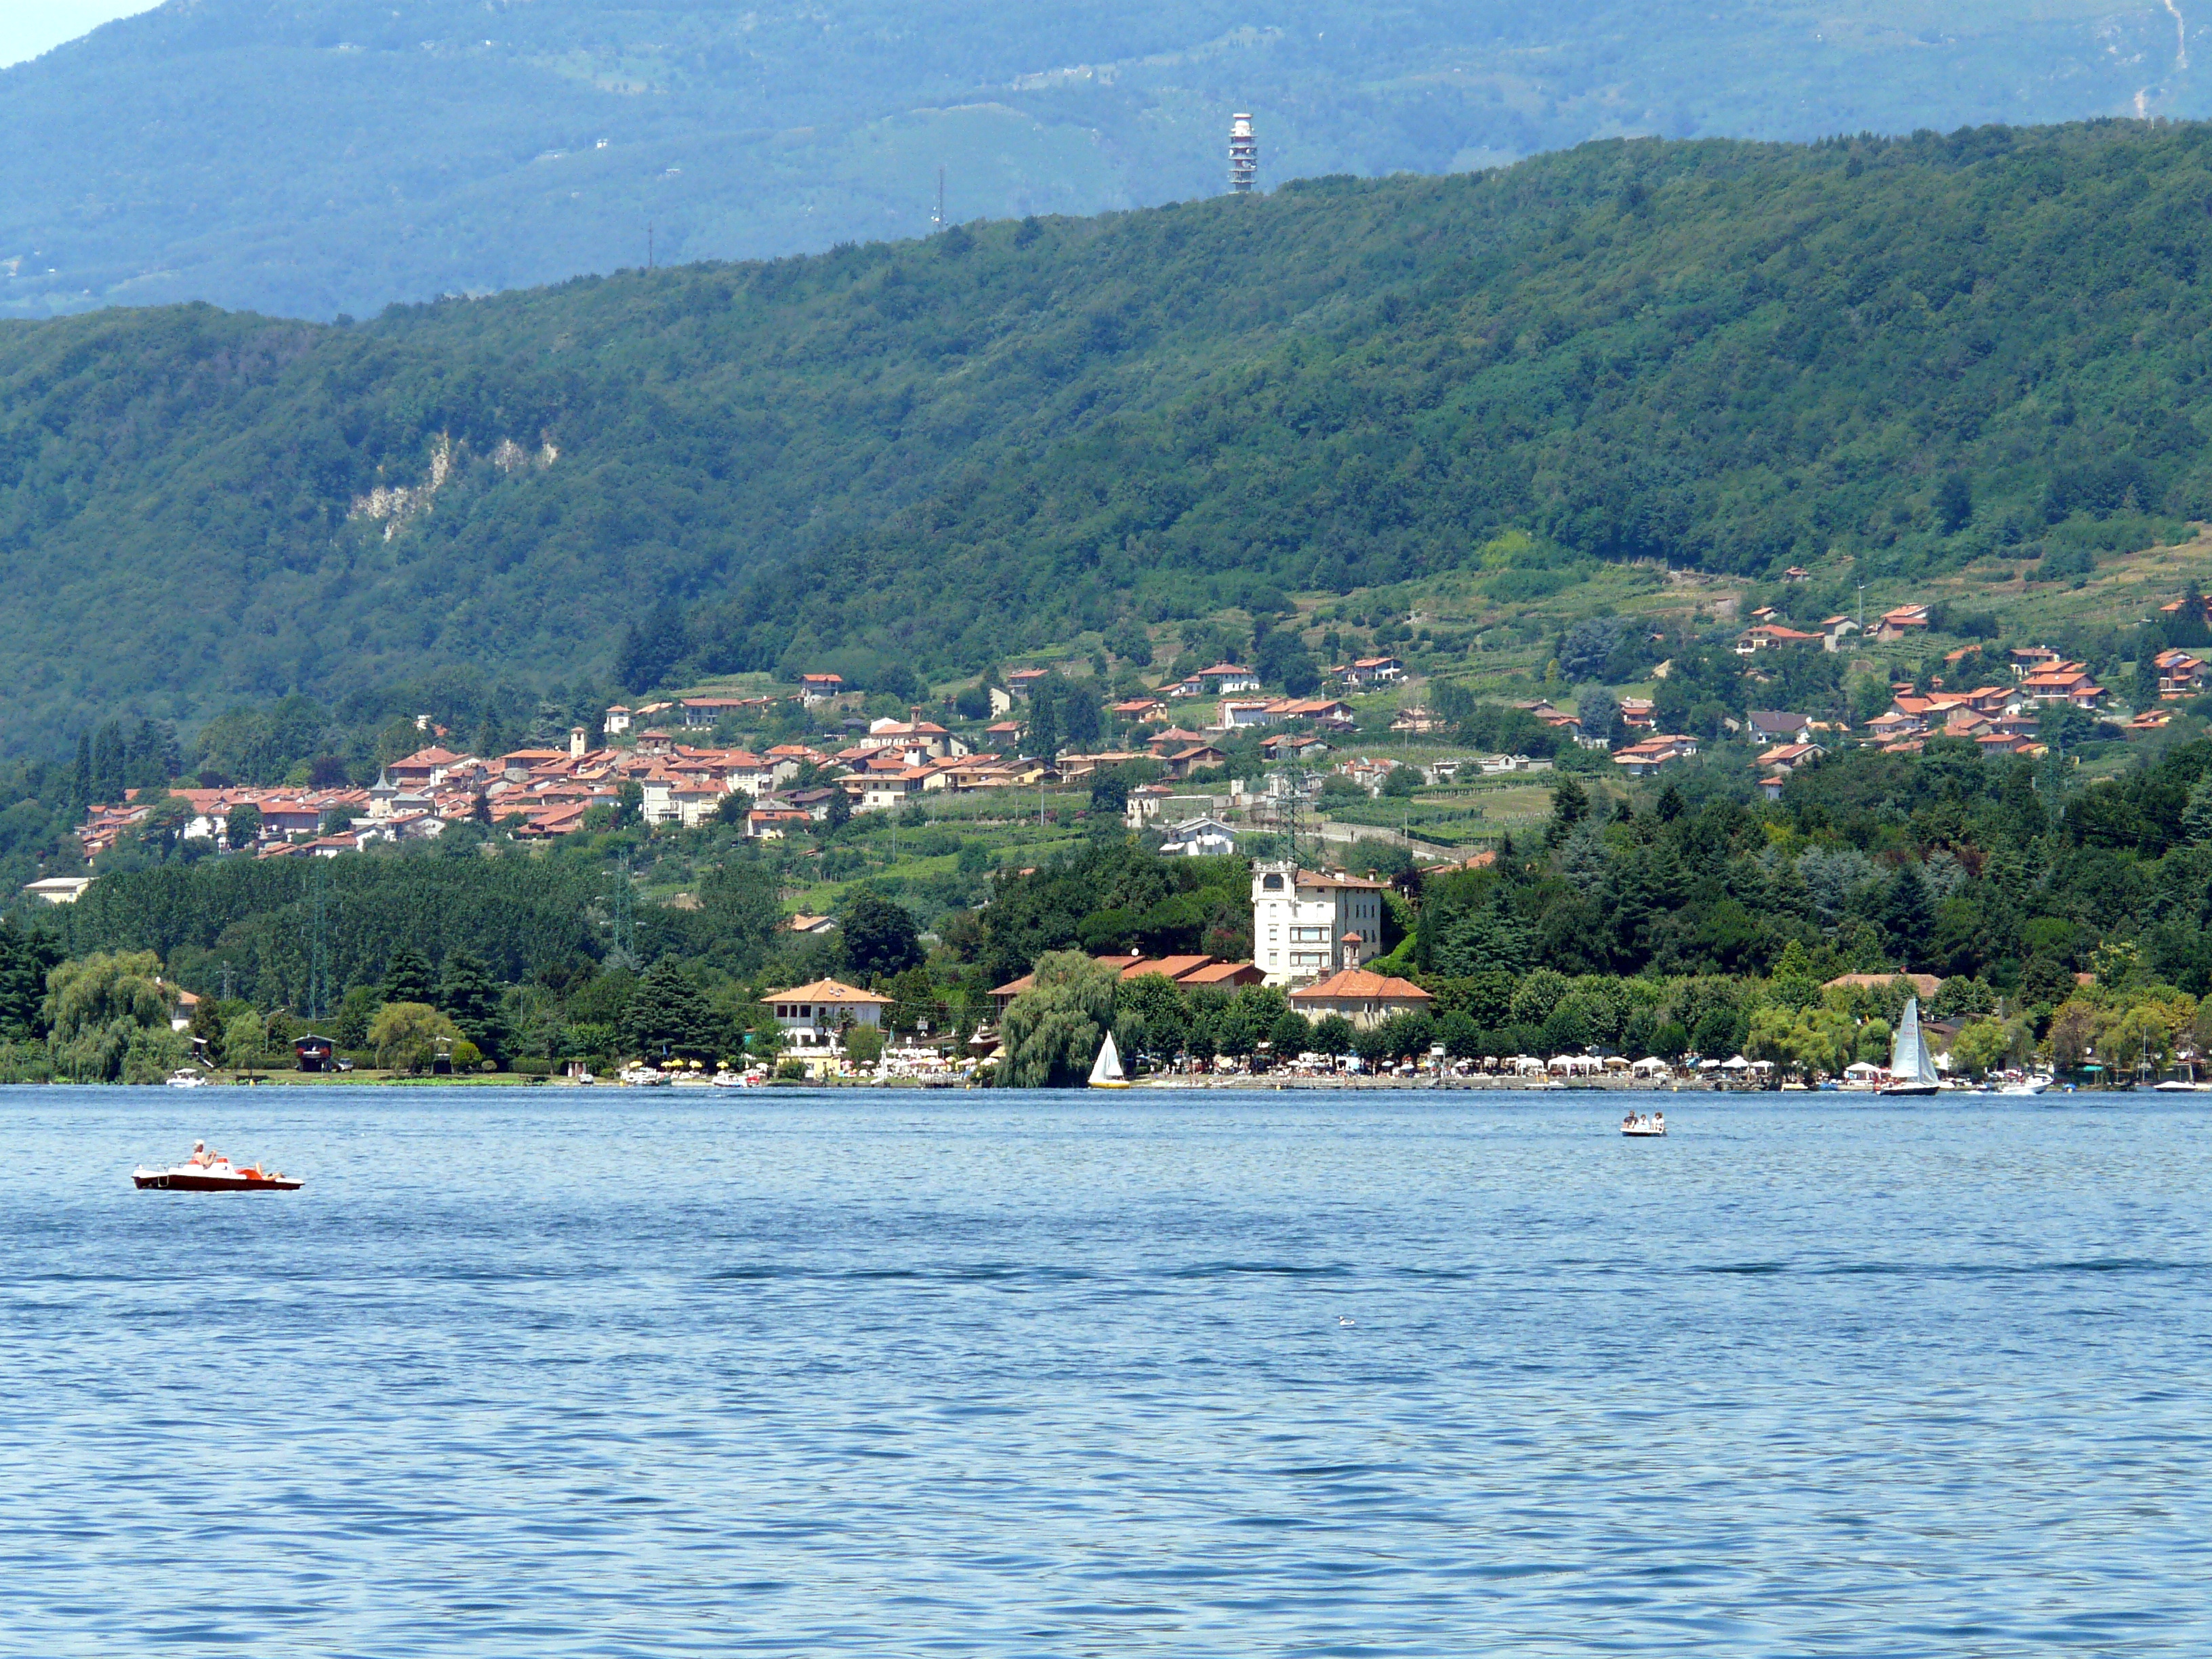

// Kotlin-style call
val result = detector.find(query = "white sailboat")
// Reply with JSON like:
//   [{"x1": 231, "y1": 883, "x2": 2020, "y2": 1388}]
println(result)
[
  {"x1": 1088, "y1": 1030, "x2": 1132, "y2": 1090},
  {"x1": 1879, "y1": 997, "x2": 1942, "y2": 1097}
]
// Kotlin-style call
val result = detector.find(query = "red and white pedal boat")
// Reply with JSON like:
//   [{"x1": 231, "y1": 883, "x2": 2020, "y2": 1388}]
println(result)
[{"x1": 134, "y1": 1150, "x2": 302, "y2": 1192}]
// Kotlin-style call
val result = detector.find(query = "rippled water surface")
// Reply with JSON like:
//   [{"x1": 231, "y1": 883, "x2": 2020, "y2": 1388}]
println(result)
[{"x1": 4, "y1": 1086, "x2": 2211, "y2": 1656}]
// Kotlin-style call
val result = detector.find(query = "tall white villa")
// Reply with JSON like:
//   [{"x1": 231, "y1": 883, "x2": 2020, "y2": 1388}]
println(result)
[{"x1": 1252, "y1": 861, "x2": 1389, "y2": 985}]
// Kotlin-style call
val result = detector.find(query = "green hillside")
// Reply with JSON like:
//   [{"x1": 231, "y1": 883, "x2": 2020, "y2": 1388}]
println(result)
[
  {"x1": 0, "y1": 0, "x2": 2201, "y2": 322},
  {"x1": 13, "y1": 122, "x2": 2212, "y2": 746}
]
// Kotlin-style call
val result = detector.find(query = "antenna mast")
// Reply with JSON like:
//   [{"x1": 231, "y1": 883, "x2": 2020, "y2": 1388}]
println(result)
[
  {"x1": 1229, "y1": 113, "x2": 1258, "y2": 193},
  {"x1": 934, "y1": 165, "x2": 945, "y2": 231}
]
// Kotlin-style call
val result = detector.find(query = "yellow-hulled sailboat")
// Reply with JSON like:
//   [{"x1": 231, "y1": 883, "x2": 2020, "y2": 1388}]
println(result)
[{"x1": 1089, "y1": 1031, "x2": 1132, "y2": 1089}]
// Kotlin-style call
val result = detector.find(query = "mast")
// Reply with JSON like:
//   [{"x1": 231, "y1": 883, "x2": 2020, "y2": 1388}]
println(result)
[
  {"x1": 1891, "y1": 998, "x2": 1937, "y2": 1086},
  {"x1": 1090, "y1": 1030, "x2": 1125, "y2": 1085},
  {"x1": 1229, "y1": 114, "x2": 1258, "y2": 193}
]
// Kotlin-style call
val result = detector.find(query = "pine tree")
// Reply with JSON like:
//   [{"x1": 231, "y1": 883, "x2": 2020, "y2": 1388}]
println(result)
[
  {"x1": 2183, "y1": 775, "x2": 2212, "y2": 846},
  {"x1": 1547, "y1": 775, "x2": 1589, "y2": 846},
  {"x1": 840, "y1": 890, "x2": 924, "y2": 980},
  {"x1": 623, "y1": 958, "x2": 720, "y2": 1061},
  {"x1": 1883, "y1": 864, "x2": 1934, "y2": 970},
  {"x1": 382, "y1": 945, "x2": 437, "y2": 1006},
  {"x1": 437, "y1": 949, "x2": 511, "y2": 1065}
]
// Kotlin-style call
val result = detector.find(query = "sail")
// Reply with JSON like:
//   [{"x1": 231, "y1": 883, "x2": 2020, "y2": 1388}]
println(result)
[
  {"x1": 1891, "y1": 998, "x2": 1938, "y2": 1087},
  {"x1": 1089, "y1": 1031, "x2": 1126, "y2": 1086}
]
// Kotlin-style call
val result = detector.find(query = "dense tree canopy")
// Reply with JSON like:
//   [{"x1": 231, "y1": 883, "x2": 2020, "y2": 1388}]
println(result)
[{"x1": 12, "y1": 123, "x2": 2212, "y2": 746}]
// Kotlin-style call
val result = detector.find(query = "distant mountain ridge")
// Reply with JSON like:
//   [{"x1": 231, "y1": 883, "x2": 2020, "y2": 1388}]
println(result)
[
  {"x1": 0, "y1": 0, "x2": 2207, "y2": 320},
  {"x1": 7, "y1": 124, "x2": 2212, "y2": 750}
]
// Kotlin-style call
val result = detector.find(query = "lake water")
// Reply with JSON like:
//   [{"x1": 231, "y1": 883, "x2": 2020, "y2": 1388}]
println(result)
[{"x1": 3, "y1": 1087, "x2": 2209, "y2": 1656}]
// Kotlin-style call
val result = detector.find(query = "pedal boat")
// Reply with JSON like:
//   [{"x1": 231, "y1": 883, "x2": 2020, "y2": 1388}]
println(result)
[{"x1": 134, "y1": 1155, "x2": 302, "y2": 1192}]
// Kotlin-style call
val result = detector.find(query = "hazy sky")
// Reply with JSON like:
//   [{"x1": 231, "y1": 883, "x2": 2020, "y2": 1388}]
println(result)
[{"x1": 0, "y1": 1, "x2": 161, "y2": 69}]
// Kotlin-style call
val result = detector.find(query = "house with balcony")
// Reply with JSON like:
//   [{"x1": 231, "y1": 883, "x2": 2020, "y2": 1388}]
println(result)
[
  {"x1": 1612, "y1": 735, "x2": 1698, "y2": 777},
  {"x1": 1252, "y1": 861, "x2": 1390, "y2": 985},
  {"x1": 680, "y1": 696, "x2": 752, "y2": 728},
  {"x1": 1195, "y1": 663, "x2": 1262, "y2": 695},
  {"x1": 1332, "y1": 656, "x2": 1404, "y2": 687},
  {"x1": 764, "y1": 980, "x2": 893, "y2": 1049},
  {"x1": 1734, "y1": 623, "x2": 1824, "y2": 655},
  {"x1": 2154, "y1": 648, "x2": 2206, "y2": 699},
  {"x1": 2018, "y1": 661, "x2": 2106, "y2": 709}
]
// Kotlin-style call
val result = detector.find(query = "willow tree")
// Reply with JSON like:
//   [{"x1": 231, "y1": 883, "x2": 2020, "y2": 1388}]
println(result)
[{"x1": 999, "y1": 951, "x2": 1120, "y2": 1088}]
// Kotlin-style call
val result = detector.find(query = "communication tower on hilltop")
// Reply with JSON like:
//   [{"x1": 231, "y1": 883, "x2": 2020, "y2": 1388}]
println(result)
[{"x1": 1229, "y1": 113, "x2": 1258, "y2": 193}]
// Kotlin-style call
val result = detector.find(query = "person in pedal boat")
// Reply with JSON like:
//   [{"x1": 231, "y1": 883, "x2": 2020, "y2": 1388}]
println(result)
[{"x1": 188, "y1": 1140, "x2": 221, "y2": 1168}]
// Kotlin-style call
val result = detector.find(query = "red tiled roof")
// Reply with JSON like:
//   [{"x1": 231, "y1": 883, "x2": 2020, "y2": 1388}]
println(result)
[{"x1": 1288, "y1": 970, "x2": 1433, "y2": 1004}]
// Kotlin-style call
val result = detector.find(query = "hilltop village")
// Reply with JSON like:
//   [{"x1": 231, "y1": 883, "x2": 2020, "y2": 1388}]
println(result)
[{"x1": 61, "y1": 603, "x2": 2196, "y2": 869}]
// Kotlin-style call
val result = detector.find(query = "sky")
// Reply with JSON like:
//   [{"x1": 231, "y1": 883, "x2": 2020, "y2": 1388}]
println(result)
[{"x1": 0, "y1": 0, "x2": 161, "y2": 69}]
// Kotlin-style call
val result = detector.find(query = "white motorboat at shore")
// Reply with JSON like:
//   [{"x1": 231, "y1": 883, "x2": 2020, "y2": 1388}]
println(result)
[
  {"x1": 1999, "y1": 1075, "x2": 2053, "y2": 1095},
  {"x1": 165, "y1": 1068, "x2": 207, "y2": 1088},
  {"x1": 1879, "y1": 998, "x2": 1942, "y2": 1097}
]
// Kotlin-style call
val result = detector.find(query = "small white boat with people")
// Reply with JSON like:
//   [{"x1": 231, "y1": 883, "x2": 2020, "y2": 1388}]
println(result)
[
  {"x1": 1999, "y1": 1073, "x2": 2054, "y2": 1096},
  {"x1": 134, "y1": 1141, "x2": 301, "y2": 1192},
  {"x1": 1622, "y1": 1109, "x2": 1666, "y2": 1137},
  {"x1": 1088, "y1": 1031, "x2": 1132, "y2": 1090},
  {"x1": 712, "y1": 1068, "x2": 758, "y2": 1088},
  {"x1": 1879, "y1": 998, "x2": 1942, "y2": 1097}
]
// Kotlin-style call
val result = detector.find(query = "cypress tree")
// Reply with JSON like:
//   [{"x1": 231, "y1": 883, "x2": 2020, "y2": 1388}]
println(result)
[{"x1": 91, "y1": 722, "x2": 126, "y2": 804}]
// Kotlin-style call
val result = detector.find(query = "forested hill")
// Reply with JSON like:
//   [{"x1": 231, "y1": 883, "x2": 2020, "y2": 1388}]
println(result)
[
  {"x1": 1, "y1": 0, "x2": 2200, "y2": 323},
  {"x1": 11, "y1": 121, "x2": 2212, "y2": 745}
]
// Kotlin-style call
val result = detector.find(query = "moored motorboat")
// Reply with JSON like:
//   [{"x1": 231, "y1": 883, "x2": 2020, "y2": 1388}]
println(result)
[
  {"x1": 134, "y1": 1146, "x2": 300, "y2": 1192},
  {"x1": 165, "y1": 1068, "x2": 207, "y2": 1088}
]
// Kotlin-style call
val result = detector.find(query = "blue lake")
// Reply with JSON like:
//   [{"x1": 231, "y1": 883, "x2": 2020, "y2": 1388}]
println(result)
[{"x1": 3, "y1": 1087, "x2": 2209, "y2": 1656}]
